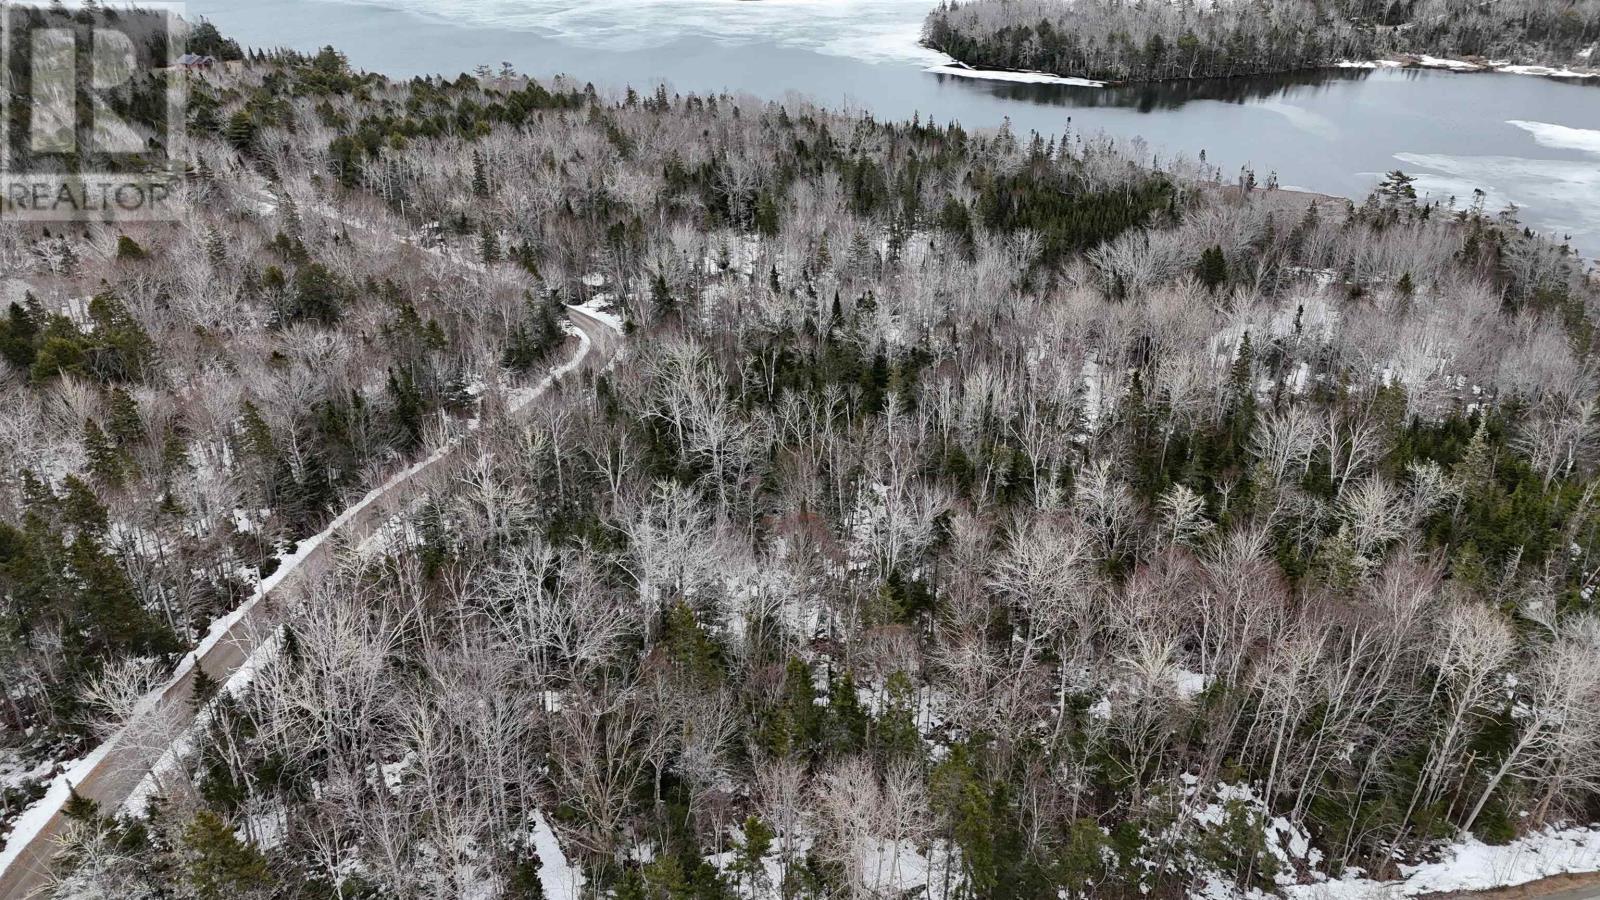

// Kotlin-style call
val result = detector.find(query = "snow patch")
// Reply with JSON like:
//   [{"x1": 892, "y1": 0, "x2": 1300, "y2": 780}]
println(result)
[
  {"x1": 1285, "y1": 824, "x2": 1600, "y2": 897},
  {"x1": 530, "y1": 810, "x2": 585, "y2": 900},
  {"x1": 1413, "y1": 54, "x2": 1483, "y2": 71},
  {"x1": 1495, "y1": 63, "x2": 1600, "y2": 79},
  {"x1": 1337, "y1": 57, "x2": 1599, "y2": 79},
  {"x1": 925, "y1": 62, "x2": 1105, "y2": 88},
  {"x1": 570, "y1": 297, "x2": 624, "y2": 332},
  {"x1": 0, "y1": 740, "x2": 117, "y2": 876}
]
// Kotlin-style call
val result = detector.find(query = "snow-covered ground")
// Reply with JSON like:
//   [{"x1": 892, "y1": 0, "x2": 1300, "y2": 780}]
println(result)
[
  {"x1": 930, "y1": 50, "x2": 1599, "y2": 88},
  {"x1": 530, "y1": 811, "x2": 586, "y2": 900},
  {"x1": 113, "y1": 302, "x2": 611, "y2": 819},
  {"x1": 122, "y1": 629, "x2": 287, "y2": 818},
  {"x1": 0, "y1": 742, "x2": 118, "y2": 877},
  {"x1": 706, "y1": 830, "x2": 960, "y2": 900},
  {"x1": 0, "y1": 207, "x2": 624, "y2": 890},
  {"x1": 1338, "y1": 56, "x2": 1600, "y2": 79},
  {"x1": 1495, "y1": 63, "x2": 1600, "y2": 78},
  {"x1": 1286, "y1": 825, "x2": 1600, "y2": 898},
  {"x1": 925, "y1": 62, "x2": 1105, "y2": 88},
  {"x1": 570, "y1": 296, "x2": 624, "y2": 333}
]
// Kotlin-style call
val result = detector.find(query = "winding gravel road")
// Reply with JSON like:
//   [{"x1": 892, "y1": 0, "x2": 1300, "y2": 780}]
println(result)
[{"x1": 0, "y1": 293, "x2": 620, "y2": 900}]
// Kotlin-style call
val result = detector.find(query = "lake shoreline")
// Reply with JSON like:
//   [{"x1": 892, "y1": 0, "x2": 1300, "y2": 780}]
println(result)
[
  {"x1": 1339, "y1": 53, "x2": 1600, "y2": 80},
  {"x1": 185, "y1": 0, "x2": 1600, "y2": 258},
  {"x1": 925, "y1": 51, "x2": 1600, "y2": 89}
]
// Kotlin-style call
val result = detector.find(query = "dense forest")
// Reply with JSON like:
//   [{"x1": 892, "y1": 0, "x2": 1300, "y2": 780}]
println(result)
[
  {"x1": 922, "y1": 0, "x2": 1600, "y2": 82},
  {"x1": 0, "y1": 17, "x2": 569, "y2": 841},
  {"x1": 4, "y1": 18, "x2": 1600, "y2": 900}
]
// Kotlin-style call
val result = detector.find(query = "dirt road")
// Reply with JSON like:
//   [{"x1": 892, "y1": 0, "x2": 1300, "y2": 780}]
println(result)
[
  {"x1": 1428, "y1": 873, "x2": 1600, "y2": 900},
  {"x1": 0, "y1": 304, "x2": 620, "y2": 900}
]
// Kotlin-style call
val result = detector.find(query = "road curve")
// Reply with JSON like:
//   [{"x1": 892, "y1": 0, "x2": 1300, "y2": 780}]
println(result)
[
  {"x1": 0, "y1": 304, "x2": 621, "y2": 900},
  {"x1": 1426, "y1": 873, "x2": 1600, "y2": 900}
]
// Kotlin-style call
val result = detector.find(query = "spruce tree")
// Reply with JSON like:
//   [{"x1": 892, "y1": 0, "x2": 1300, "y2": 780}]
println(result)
[
  {"x1": 386, "y1": 367, "x2": 424, "y2": 450},
  {"x1": 69, "y1": 530, "x2": 178, "y2": 657},
  {"x1": 289, "y1": 262, "x2": 344, "y2": 325},
  {"x1": 0, "y1": 301, "x2": 39, "y2": 370},
  {"x1": 480, "y1": 225, "x2": 502, "y2": 264},
  {"x1": 114, "y1": 235, "x2": 147, "y2": 261},
  {"x1": 1227, "y1": 331, "x2": 1257, "y2": 450},
  {"x1": 471, "y1": 150, "x2": 490, "y2": 198},
  {"x1": 108, "y1": 389, "x2": 143, "y2": 447},
  {"x1": 1453, "y1": 417, "x2": 1495, "y2": 499},
  {"x1": 190, "y1": 665, "x2": 220, "y2": 710},
  {"x1": 223, "y1": 111, "x2": 256, "y2": 152},
  {"x1": 651, "y1": 273, "x2": 676, "y2": 318},
  {"x1": 183, "y1": 810, "x2": 272, "y2": 900},
  {"x1": 61, "y1": 475, "x2": 109, "y2": 535},
  {"x1": 732, "y1": 816, "x2": 774, "y2": 894},
  {"x1": 84, "y1": 420, "x2": 124, "y2": 487},
  {"x1": 238, "y1": 401, "x2": 276, "y2": 462},
  {"x1": 1197, "y1": 245, "x2": 1228, "y2": 291},
  {"x1": 754, "y1": 191, "x2": 780, "y2": 237}
]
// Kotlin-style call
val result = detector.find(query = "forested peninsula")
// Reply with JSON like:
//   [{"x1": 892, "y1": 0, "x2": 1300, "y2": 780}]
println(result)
[{"x1": 922, "y1": 0, "x2": 1600, "y2": 83}]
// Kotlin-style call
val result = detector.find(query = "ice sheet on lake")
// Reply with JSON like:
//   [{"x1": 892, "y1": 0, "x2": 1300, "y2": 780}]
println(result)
[
  {"x1": 1391, "y1": 152, "x2": 1600, "y2": 244},
  {"x1": 310, "y1": 0, "x2": 949, "y2": 64},
  {"x1": 1507, "y1": 120, "x2": 1600, "y2": 156}
]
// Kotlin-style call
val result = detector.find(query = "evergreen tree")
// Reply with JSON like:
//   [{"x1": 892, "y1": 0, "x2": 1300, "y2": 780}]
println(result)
[
  {"x1": 931, "y1": 744, "x2": 1000, "y2": 897},
  {"x1": 107, "y1": 388, "x2": 144, "y2": 448},
  {"x1": 1197, "y1": 245, "x2": 1229, "y2": 291},
  {"x1": 114, "y1": 235, "x2": 148, "y2": 261},
  {"x1": 480, "y1": 225, "x2": 502, "y2": 264},
  {"x1": 61, "y1": 475, "x2": 110, "y2": 535},
  {"x1": 754, "y1": 191, "x2": 780, "y2": 237},
  {"x1": 83, "y1": 420, "x2": 124, "y2": 487},
  {"x1": 223, "y1": 111, "x2": 256, "y2": 152},
  {"x1": 238, "y1": 401, "x2": 277, "y2": 463},
  {"x1": 0, "y1": 301, "x2": 39, "y2": 370},
  {"x1": 386, "y1": 367, "x2": 424, "y2": 450},
  {"x1": 661, "y1": 601, "x2": 723, "y2": 686},
  {"x1": 1226, "y1": 331, "x2": 1257, "y2": 450},
  {"x1": 190, "y1": 666, "x2": 220, "y2": 710},
  {"x1": 732, "y1": 816, "x2": 774, "y2": 894},
  {"x1": 72, "y1": 534, "x2": 177, "y2": 657},
  {"x1": 183, "y1": 810, "x2": 272, "y2": 900},
  {"x1": 1378, "y1": 170, "x2": 1418, "y2": 207},
  {"x1": 651, "y1": 273, "x2": 676, "y2": 318},
  {"x1": 471, "y1": 149, "x2": 491, "y2": 197},
  {"x1": 288, "y1": 262, "x2": 345, "y2": 325},
  {"x1": 1452, "y1": 416, "x2": 1496, "y2": 498}
]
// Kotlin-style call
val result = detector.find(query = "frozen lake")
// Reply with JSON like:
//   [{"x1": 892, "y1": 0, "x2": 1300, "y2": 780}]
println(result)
[{"x1": 191, "y1": 0, "x2": 1600, "y2": 259}]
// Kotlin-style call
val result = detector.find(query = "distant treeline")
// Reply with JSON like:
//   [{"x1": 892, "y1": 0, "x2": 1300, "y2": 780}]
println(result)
[{"x1": 923, "y1": 0, "x2": 1600, "y2": 82}]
